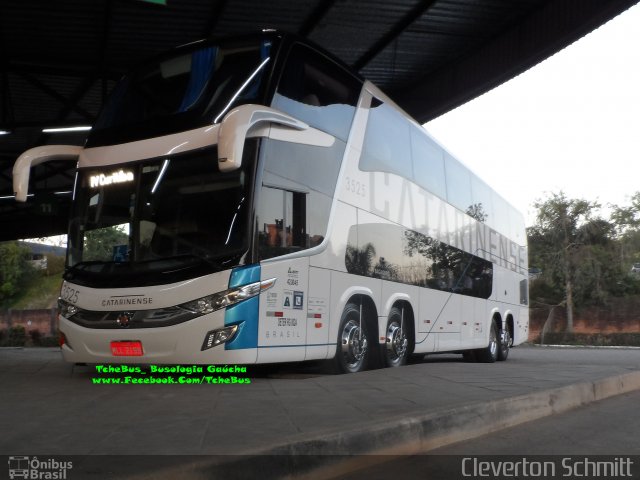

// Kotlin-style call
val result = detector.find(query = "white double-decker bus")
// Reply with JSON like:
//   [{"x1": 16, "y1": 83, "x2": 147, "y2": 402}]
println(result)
[{"x1": 13, "y1": 32, "x2": 528, "y2": 372}]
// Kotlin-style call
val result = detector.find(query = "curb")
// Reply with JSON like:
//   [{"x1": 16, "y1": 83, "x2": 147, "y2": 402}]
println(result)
[
  {"x1": 530, "y1": 344, "x2": 640, "y2": 350},
  {"x1": 184, "y1": 370, "x2": 640, "y2": 479}
]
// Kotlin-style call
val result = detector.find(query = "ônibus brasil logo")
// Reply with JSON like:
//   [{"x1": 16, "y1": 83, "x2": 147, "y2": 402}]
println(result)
[{"x1": 7, "y1": 456, "x2": 73, "y2": 479}]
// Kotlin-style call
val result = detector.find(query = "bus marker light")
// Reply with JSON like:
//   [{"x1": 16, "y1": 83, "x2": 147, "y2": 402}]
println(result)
[
  {"x1": 201, "y1": 325, "x2": 239, "y2": 351},
  {"x1": 314, "y1": 322, "x2": 322, "y2": 329},
  {"x1": 111, "y1": 341, "x2": 143, "y2": 356}
]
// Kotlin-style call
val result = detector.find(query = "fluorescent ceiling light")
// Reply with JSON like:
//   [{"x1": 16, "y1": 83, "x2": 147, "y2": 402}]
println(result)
[
  {"x1": 0, "y1": 193, "x2": 34, "y2": 200},
  {"x1": 134, "y1": 0, "x2": 167, "y2": 5},
  {"x1": 42, "y1": 126, "x2": 92, "y2": 133}
]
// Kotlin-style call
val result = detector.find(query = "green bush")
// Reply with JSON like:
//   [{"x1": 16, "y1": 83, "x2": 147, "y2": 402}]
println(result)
[
  {"x1": 46, "y1": 255, "x2": 66, "y2": 276},
  {"x1": 537, "y1": 332, "x2": 640, "y2": 347},
  {"x1": 0, "y1": 242, "x2": 42, "y2": 307},
  {"x1": 3, "y1": 325, "x2": 27, "y2": 346},
  {"x1": 0, "y1": 326, "x2": 58, "y2": 347},
  {"x1": 29, "y1": 329, "x2": 41, "y2": 346}
]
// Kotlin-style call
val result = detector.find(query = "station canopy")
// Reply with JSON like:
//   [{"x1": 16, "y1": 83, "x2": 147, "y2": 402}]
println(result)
[{"x1": 0, "y1": 0, "x2": 638, "y2": 240}]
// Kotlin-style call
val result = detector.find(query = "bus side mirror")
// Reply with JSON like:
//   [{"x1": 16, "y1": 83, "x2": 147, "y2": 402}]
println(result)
[
  {"x1": 217, "y1": 104, "x2": 308, "y2": 172},
  {"x1": 13, "y1": 145, "x2": 82, "y2": 202}
]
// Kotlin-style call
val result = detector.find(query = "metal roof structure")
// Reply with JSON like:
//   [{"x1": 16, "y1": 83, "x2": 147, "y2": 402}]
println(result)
[{"x1": 0, "y1": 0, "x2": 638, "y2": 241}]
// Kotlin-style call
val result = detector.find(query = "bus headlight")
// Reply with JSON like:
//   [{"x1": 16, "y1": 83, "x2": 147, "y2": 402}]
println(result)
[
  {"x1": 58, "y1": 299, "x2": 79, "y2": 318},
  {"x1": 178, "y1": 278, "x2": 276, "y2": 315}
]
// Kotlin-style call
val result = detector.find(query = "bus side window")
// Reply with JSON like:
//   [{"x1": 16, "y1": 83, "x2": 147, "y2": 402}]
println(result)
[
  {"x1": 360, "y1": 100, "x2": 412, "y2": 180},
  {"x1": 257, "y1": 186, "x2": 307, "y2": 260}
]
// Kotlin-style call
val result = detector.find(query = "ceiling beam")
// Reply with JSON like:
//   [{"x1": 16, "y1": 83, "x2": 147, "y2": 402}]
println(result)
[
  {"x1": 17, "y1": 72, "x2": 96, "y2": 122},
  {"x1": 1, "y1": 72, "x2": 13, "y2": 126},
  {"x1": 0, "y1": 119, "x2": 94, "y2": 130},
  {"x1": 7, "y1": 61, "x2": 123, "y2": 79},
  {"x1": 203, "y1": 0, "x2": 228, "y2": 37},
  {"x1": 32, "y1": 162, "x2": 77, "y2": 184},
  {"x1": 353, "y1": 0, "x2": 438, "y2": 71},
  {"x1": 98, "y1": 0, "x2": 113, "y2": 72},
  {"x1": 33, "y1": 76, "x2": 97, "y2": 146},
  {"x1": 55, "y1": 76, "x2": 97, "y2": 122},
  {"x1": 298, "y1": 0, "x2": 337, "y2": 37},
  {"x1": 0, "y1": 213, "x2": 69, "y2": 242},
  {"x1": 0, "y1": 8, "x2": 13, "y2": 127}
]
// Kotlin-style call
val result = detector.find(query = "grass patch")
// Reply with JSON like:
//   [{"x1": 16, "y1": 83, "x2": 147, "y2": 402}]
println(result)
[{"x1": 10, "y1": 274, "x2": 63, "y2": 309}]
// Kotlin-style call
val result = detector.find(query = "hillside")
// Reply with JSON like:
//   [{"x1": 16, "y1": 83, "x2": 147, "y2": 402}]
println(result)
[{"x1": 10, "y1": 273, "x2": 63, "y2": 309}]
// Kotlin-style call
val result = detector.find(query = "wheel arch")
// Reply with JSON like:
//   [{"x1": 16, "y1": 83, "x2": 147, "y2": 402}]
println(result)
[
  {"x1": 333, "y1": 293, "x2": 380, "y2": 371},
  {"x1": 341, "y1": 292, "x2": 379, "y2": 346},
  {"x1": 331, "y1": 286, "x2": 378, "y2": 345},
  {"x1": 488, "y1": 307, "x2": 502, "y2": 339},
  {"x1": 505, "y1": 312, "x2": 515, "y2": 347},
  {"x1": 381, "y1": 292, "x2": 415, "y2": 344}
]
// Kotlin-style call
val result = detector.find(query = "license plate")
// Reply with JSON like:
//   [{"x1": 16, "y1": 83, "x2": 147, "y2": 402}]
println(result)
[{"x1": 110, "y1": 341, "x2": 143, "y2": 356}]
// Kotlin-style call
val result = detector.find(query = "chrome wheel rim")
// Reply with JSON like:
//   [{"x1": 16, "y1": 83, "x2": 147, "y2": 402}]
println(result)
[
  {"x1": 341, "y1": 319, "x2": 367, "y2": 368},
  {"x1": 386, "y1": 321, "x2": 407, "y2": 363},
  {"x1": 489, "y1": 326, "x2": 498, "y2": 357},
  {"x1": 501, "y1": 328, "x2": 511, "y2": 350}
]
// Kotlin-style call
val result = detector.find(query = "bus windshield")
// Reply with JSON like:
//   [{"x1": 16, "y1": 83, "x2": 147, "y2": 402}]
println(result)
[
  {"x1": 88, "y1": 37, "x2": 274, "y2": 147},
  {"x1": 65, "y1": 147, "x2": 253, "y2": 287}
]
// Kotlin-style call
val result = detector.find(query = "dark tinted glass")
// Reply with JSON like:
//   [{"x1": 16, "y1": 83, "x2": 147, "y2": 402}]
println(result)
[
  {"x1": 89, "y1": 40, "x2": 273, "y2": 146},
  {"x1": 272, "y1": 43, "x2": 361, "y2": 142},
  {"x1": 256, "y1": 140, "x2": 345, "y2": 260},
  {"x1": 66, "y1": 145, "x2": 255, "y2": 287},
  {"x1": 346, "y1": 223, "x2": 493, "y2": 299}
]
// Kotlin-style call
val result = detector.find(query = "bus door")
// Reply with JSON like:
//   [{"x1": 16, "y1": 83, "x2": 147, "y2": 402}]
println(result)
[{"x1": 257, "y1": 256, "x2": 309, "y2": 363}]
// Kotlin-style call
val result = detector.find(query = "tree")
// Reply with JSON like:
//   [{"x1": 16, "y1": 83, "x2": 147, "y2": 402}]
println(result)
[
  {"x1": 0, "y1": 242, "x2": 36, "y2": 304},
  {"x1": 466, "y1": 203, "x2": 488, "y2": 223},
  {"x1": 345, "y1": 243, "x2": 376, "y2": 276},
  {"x1": 529, "y1": 192, "x2": 602, "y2": 333},
  {"x1": 83, "y1": 226, "x2": 129, "y2": 262},
  {"x1": 610, "y1": 192, "x2": 640, "y2": 269}
]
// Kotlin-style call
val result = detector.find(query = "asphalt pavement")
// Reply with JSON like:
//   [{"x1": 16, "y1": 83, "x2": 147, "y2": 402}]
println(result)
[{"x1": 1, "y1": 345, "x2": 640, "y2": 479}]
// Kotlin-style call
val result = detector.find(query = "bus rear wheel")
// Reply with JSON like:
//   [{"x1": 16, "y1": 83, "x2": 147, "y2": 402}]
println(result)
[
  {"x1": 476, "y1": 321, "x2": 499, "y2": 363},
  {"x1": 335, "y1": 303, "x2": 369, "y2": 373},
  {"x1": 497, "y1": 324, "x2": 511, "y2": 361},
  {"x1": 384, "y1": 307, "x2": 409, "y2": 368}
]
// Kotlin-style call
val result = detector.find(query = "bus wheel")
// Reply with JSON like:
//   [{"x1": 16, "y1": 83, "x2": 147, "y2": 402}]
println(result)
[
  {"x1": 476, "y1": 321, "x2": 498, "y2": 363},
  {"x1": 336, "y1": 303, "x2": 369, "y2": 373},
  {"x1": 384, "y1": 307, "x2": 409, "y2": 367},
  {"x1": 497, "y1": 325, "x2": 511, "y2": 361}
]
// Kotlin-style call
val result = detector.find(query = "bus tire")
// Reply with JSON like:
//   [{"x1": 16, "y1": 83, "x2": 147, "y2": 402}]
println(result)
[
  {"x1": 497, "y1": 324, "x2": 511, "y2": 361},
  {"x1": 384, "y1": 307, "x2": 409, "y2": 368},
  {"x1": 476, "y1": 321, "x2": 498, "y2": 363},
  {"x1": 335, "y1": 303, "x2": 369, "y2": 374}
]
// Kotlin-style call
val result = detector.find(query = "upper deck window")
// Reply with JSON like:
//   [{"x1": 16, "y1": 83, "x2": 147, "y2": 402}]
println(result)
[
  {"x1": 88, "y1": 39, "x2": 273, "y2": 147},
  {"x1": 360, "y1": 99, "x2": 412, "y2": 178},
  {"x1": 272, "y1": 43, "x2": 361, "y2": 142}
]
